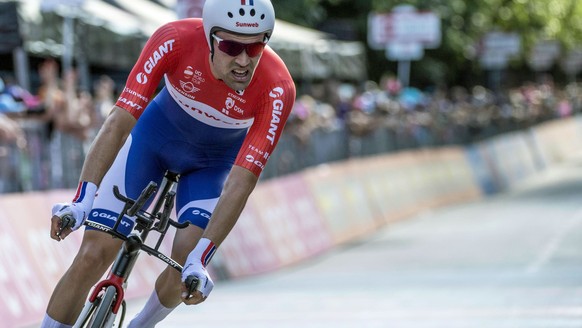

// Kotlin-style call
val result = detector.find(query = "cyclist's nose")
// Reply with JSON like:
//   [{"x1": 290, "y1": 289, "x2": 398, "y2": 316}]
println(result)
[{"x1": 234, "y1": 50, "x2": 252, "y2": 66}]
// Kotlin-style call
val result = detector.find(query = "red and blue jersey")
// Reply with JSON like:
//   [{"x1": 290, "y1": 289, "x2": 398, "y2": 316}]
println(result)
[{"x1": 114, "y1": 18, "x2": 295, "y2": 176}]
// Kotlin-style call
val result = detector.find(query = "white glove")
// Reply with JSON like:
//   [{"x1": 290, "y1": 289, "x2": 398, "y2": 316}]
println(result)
[
  {"x1": 182, "y1": 238, "x2": 216, "y2": 298},
  {"x1": 52, "y1": 181, "x2": 98, "y2": 231},
  {"x1": 52, "y1": 202, "x2": 89, "y2": 231}
]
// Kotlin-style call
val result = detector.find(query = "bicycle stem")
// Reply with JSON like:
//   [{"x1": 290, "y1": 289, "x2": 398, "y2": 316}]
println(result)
[{"x1": 110, "y1": 234, "x2": 144, "y2": 278}]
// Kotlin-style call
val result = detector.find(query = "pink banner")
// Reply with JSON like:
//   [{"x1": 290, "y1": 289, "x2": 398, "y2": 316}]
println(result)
[
  {"x1": 251, "y1": 174, "x2": 333, "y2": 266},
  {"x1": 217, "y1": 173, "x2": 333, "y2": 278},
  {"x1": 0, "y1": 190, "x2": 173, "y2": 327},
  {"x1": 0, "y1": 191, "x2": 69, "y2": 328},
  {"x1": 218, "y1": 201, "x2": 282, "y2": 278}
]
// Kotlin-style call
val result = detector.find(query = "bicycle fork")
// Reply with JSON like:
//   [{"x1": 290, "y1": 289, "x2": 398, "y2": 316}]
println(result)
[{"x1": 74, "y1": 234, "x2": 144, "y2": 328}]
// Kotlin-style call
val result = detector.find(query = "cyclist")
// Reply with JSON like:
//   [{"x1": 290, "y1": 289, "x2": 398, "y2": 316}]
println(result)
[{"x1": 41, "y1": 0, "x2": 295, "y2": 327}]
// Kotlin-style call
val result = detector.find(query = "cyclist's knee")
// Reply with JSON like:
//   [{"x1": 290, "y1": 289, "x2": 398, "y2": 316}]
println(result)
[
  {"x1": 171, "y1": 224, "x2": 204, "y2": 264},
  {"x1": 70, "y1": 236, "x2": 119, "y2": 274},
  {"x1": 158, "y1": 266, "x2": 181, "y2": 286},
  {"x1": 73, "y1": 248, "x2": 107, "y2": 270},
  {"x1": 156, "y1": 267, "x2": 182, "y2": 302}
]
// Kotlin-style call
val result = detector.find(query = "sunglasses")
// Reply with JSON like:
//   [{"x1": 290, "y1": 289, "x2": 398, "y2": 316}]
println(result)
[{"x1": 212, "y1": 34, "x2": 266, "y2": 57}]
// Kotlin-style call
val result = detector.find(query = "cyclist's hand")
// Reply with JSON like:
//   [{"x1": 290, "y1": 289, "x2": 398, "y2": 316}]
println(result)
[
  {"x1": 181, "y1": 238, "x2": 216, "y2": 305},
  {"x1": 50, "y1": 202, "x2": 88, "y2": 241},
  {"x1": 50, "y1": 181, "x2": 97, "y2": 241},
  {"x1": 181, "y1": 260, "x2": 214, "y2": 305}
]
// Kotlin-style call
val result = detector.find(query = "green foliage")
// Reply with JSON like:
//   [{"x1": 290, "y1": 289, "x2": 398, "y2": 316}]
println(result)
[{"x1": 270, "y1": 0, "x2": 326, "y2": 26}]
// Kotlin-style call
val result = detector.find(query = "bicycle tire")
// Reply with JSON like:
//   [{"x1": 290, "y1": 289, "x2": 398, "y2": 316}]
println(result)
[{"x1": 88, "y1": 286, "x2": 117, "y2": 328}]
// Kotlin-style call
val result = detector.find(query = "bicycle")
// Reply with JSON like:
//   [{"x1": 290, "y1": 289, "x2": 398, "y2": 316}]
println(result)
[{"x1": 58, "y1": 171, "x2": 199, "y2": 328}]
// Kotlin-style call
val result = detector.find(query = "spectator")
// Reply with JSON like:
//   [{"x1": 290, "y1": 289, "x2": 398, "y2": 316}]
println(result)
[
  {"x1": 2, "y1": 74, "x2": 42, "y2": 112},
  {"x1": 0, "y1": 113, "x2": 25, "y2": 146},
  {"x1": 92, "y1": 75, "x2": 116, "y2": 129},
  {"x1": 286, "y1": 95, "x2": 317, "y2": 145},
  {"x1": 61, "y1": 69, "x2": 93, "y2": 140},
  {"x1": 0, "y1": 76, "x2": 26, "y2": 114},
  {"x1": 37, "y1": 59, "x2": 67, "y2": 130},
  {"x1": 37, "y1": 59, "x2": 94, "y2": 140}
]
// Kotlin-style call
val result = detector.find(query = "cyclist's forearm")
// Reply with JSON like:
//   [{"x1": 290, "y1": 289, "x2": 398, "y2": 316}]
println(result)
[
  {"x1": 80, "y1": 106, "x2": 136, "y2": 186},
  {"x1": 202, "y1": 166, "x2": 258, "y2": 246}
]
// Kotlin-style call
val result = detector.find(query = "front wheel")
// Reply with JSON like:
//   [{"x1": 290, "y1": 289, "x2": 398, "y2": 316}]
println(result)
[{"x1": 88, "y1": 286, "x2": 117, "y2": 328}]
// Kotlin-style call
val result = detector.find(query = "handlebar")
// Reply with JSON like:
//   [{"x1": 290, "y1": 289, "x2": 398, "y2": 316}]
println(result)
[
  {"x1": 57, "y1": 214, "x2": 76, "y2": 237},
  {"x1": 155, "y1": 190, "x2": 175, "y2": 233},
  {"x1": 57, "y1": 172, "x2": 190, "y2": 273},
  {"x1": 184, "y1": 275, "x2": 200, "y2": 299},
  {"x1": 128, "y1": 181, "x2": 157, "y2": 217}
]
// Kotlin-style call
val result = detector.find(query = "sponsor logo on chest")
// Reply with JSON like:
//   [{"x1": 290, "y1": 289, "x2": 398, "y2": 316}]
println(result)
[
  {"x1": 222, "y1": 95, "x2": 246, "y2": 116},
  {"x1": 176, "y1": 66, "x2": 205, "y2": 98}
]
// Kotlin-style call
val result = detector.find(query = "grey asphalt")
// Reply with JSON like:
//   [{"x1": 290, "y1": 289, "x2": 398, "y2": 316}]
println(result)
[{"x1": 125, "y1": 158, "x2": 582, "y2": 328}]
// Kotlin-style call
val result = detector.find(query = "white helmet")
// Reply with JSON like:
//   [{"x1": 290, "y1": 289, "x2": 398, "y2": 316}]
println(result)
[{"x1": 202, "y1": 0, "x2": 276, "y2": 50}]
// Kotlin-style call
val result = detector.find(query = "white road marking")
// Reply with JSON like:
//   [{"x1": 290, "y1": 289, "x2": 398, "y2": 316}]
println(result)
[{"x1": 526, "y1": 207, "x2": 582, "y2": 274}]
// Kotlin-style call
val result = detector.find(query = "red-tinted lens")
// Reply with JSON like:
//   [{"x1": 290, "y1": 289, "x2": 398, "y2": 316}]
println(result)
[
  {"x1": 245, "y1": 42, "x2": 266, "y2": 57},
  {"x1": 218, "y1": 39, "x2": 265, "y2": 57},
  {"x1": 217, "y1": 40, "x2": 244, "y2": 56}
]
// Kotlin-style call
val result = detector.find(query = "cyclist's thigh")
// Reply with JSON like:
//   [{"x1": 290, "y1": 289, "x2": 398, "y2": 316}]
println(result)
[
  {"x1": 89, "y1": 134, "x2": 165, "y2": 236},
  {"x1": 76, "y1": 229, "x2": 124, "y2": 264},
  {"x1": 176, "y1": 165, "x2": 230, "y2": 229},
  {"x1": 170, "y1": 166, "x2": 230, "y2": 261}
]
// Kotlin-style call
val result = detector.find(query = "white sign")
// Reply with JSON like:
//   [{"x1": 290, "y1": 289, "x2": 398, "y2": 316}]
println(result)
[
  {"x1": 528, "y1": 40, "x2": 560, "y2": 72},
  {"x1": 368, "y1": 10, "x2": 441, "y2": 50},
  {"x1": 560, "y1": 48, "x2": 582, "y2": 74},
  {"x1": 386, "y1": 42, "x2": 424, "y2": 61},
  {"x1": 479, "y1": 32, "x2": 521, "y2": 69},
  {"x1": 176, "y1": 0, "x2": 206, "y2": 19},
  {"x1": 41, "y1": 0, "x2": 85, "y2": 12},
  {"x1": 481, "y1": 32, "x2": 521, "y2": 56},
  {"x1": 479, "y1": 51, "x2": 510, "y2": 70}
]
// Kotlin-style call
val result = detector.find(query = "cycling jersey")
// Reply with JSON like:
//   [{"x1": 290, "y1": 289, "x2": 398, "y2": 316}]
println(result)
[{"x1": 89, "y1": 18, "x2": 296, "y2": 234}]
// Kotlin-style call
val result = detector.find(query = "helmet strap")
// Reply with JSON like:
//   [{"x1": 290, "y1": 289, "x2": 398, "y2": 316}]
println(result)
[{"x1": 209, "y1": 33, "x2": 216, "y2": 62}]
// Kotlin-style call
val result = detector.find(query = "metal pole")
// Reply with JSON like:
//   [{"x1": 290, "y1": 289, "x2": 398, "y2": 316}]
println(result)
[
  {"x1": 398, "y1": 60, "x2": 410, "y2": 88},
  {"x1": 12, "y1": 47, "x2": 30, "y2": 91},
  {"x1": 62, "y1": 14, "x2": 74, "y2": 73}
]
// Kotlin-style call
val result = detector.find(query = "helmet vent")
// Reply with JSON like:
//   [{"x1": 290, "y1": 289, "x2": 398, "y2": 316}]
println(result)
[
  {"x1": 227, "y1": 12, "x2": 233, "y2": 18},
  {"x1": 260, "y1": 14, "x2": 265, "y2": 19},
  {"x1": 239, "y1": 8, "x2": 245, "y2": 16},
  {"x1": 250, "y1": 9, "x2": 256, "y2": 16}
]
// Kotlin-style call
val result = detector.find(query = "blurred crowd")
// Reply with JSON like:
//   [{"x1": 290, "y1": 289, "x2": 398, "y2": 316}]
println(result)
[
  {"x1": 286, "y1": 74, "x2": 581, "y2": 153},
  {"x1": 1, "y1": 59, "x2": 581, "y2": 192},
  {"x1": 0, "y1": 59, "x2": 115, "y2": 144},
  {"x1": 0, "y1": 59, "x2": 116, "y2": 191}
]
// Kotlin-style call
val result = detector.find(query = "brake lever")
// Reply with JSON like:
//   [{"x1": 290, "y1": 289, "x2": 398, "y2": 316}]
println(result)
[
  {"x1": 185, "y1": 275, "x2": 200, "y2": 299},
  {"x1": 57, "y1": 214, "x2": 76, "y2": 237}
]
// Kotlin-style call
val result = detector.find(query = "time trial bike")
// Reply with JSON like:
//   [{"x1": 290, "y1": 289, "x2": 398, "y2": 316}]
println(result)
[{"x1": 58, "y1": 171, "x2": 199, "y2": 328}]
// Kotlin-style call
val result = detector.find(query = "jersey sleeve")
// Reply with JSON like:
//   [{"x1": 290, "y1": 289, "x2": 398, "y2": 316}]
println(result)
[
  {"x1": 115, "y1": 23, "x2": 181, "y2": 119},
  {"x1": 234, "y1": 79, "x2": 296, "y2": 176}
]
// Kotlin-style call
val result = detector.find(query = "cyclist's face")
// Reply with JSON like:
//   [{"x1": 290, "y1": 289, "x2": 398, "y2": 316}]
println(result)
[{"x1": 209, "y1": 31, "x2": 265, "y2": 91}]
